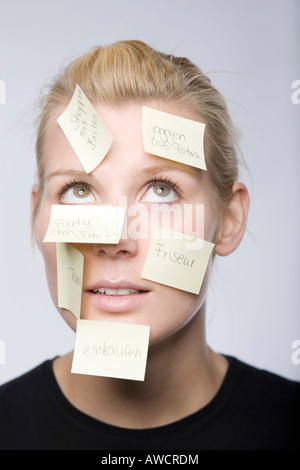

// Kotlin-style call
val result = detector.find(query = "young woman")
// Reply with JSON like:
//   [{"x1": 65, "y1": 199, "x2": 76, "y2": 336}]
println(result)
[{"x1": 0, "y1": 40, "x2": 299, "y2": 450}]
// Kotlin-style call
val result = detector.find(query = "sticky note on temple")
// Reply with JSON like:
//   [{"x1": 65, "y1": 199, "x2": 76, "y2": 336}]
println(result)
[
  {"x1": 57, "y1": 84, "x2": 113, "y2": 173},
  {"x1": 141, "y1": 228, "x2": 214, "y2": 294},
  {"x1": 56, "y1": 243, "x2": 83, "y2": 318},
  {"x1": 71, "y1": 320, "x2": 150, "y2": 381},
  {"x1": 43, "y1": 204, "x2": 125, "y2": 244},
  {"x1": 142, "y1": 106, "x2": 206, "y2": 170}
]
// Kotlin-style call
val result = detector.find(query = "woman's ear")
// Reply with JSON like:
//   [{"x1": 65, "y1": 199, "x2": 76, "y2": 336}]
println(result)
[{"x1": 214, "y1": 182, "x2": 249, "y2": 257}]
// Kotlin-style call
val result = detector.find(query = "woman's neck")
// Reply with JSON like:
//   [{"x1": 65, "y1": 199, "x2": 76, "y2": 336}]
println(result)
[{"x1": 53, "y1": 311, "x2": 228, "y2": 429}]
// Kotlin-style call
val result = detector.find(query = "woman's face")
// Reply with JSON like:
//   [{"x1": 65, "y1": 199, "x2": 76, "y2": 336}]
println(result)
[{"x1": 33, "y1": 101, "x2": 221, "y2": 345}]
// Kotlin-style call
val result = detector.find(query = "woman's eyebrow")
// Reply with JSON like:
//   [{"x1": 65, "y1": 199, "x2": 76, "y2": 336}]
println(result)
[
  {"x1": 139, "y1": 163, "x2": 199, "y2": 178},
  {"x1": 41, "y1": 169, "x2": 94, "y2": 184},
  {"x1": 42, "y1": 162, "x2": 199, "y2": 184}
]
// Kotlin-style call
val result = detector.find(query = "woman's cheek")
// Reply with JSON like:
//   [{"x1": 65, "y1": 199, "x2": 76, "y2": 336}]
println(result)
[
  {"x1": 42, "y1": 243, "x2": 58, "y2": 299},
  {"x1": 34, "y1": 199, "x2": 51, "y2": 247}
]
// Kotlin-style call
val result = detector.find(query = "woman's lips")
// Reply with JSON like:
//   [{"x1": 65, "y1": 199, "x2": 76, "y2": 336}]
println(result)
[
  {"x1": 91, "y1": 287, "x2": 148, "y2": 295},
  {"x1": 84, "y1": 281, "x2": 151, "y2": 313}
]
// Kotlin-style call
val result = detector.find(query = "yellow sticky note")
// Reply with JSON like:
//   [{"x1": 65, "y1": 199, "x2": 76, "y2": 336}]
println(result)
[
  {"x1": 57, "y1": 84, "x2": 113, "y2": 173},
  {"x1": 142, "y1": 106, "x2": 206, "y2": 170},
  {"x1": 141, "y1": 228, "x2": 214, "y2": 294},
  {"x1": 56, "y1": 243, "x2": 84, "y2": 318},
  {"x1": 43, "y1": 204, "x2": 125, "y2": 244},
  {"x1": 71, "y1": 320, "x2": 150, "y2": 381}
]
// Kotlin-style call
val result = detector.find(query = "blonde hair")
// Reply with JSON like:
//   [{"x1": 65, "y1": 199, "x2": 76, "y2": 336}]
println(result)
[{"x1": 33, "y1": 40, "x2": 239, "y2": 223}]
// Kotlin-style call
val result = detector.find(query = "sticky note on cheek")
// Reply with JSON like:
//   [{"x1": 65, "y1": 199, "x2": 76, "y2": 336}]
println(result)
[
  {"x1": 142, "y1": 106, "x2": 206, "y2": 170},
  {"x1": 56, "y1": 243, "x2": 84, "y2": 318},
  {"x1": 141, "y1": 228, "x2": 214, "y2": 294},
  {"x1": 43, "y1": 204, "x2": 125, "y2": 244},
  {"x1": 71, "y1": 320, "x2": 150, "y2": 381},
  {"x1": 57, "y1": 84, "x2": 113, "y2": 173}
]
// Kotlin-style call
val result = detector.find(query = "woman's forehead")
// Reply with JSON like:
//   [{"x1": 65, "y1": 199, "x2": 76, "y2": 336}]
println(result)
[{"x1": 42, "y1": 101, "x2": 203, "y2": 180}]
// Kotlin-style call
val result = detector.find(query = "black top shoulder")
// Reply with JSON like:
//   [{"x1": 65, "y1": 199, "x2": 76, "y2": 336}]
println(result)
[{"x1": 0, "y1": 356, "x2": 299, "y2": 450}]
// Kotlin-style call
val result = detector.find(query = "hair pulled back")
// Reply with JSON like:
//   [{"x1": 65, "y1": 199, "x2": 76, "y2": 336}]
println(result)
[{"x1": 34, "y1": 40, "x2": 239, "y2": 222}]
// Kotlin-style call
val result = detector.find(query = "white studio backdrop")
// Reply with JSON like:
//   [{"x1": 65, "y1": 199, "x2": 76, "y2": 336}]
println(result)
[{"x1": 0, "y1": 0, "x2": 299, "y2": 385}]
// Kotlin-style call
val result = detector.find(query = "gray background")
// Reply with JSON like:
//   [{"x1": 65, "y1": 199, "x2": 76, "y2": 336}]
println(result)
[{"x1": 0, "y1": 0, "x2": 299, "y2": 385}]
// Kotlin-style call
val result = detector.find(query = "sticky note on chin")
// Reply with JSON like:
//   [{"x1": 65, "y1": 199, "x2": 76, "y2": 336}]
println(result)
[
  {"x1": 141, "y1": 228, "x2": 214, "y2": 294},
  {"x1": 142, "y1": 106, "x2": 206, "y2": 170},
  {"x1": 56, "y1": 243, "x2": 84, "y2": 318},
  {"x1": 43, "y1": 204, "x2": 125, "y2": 244},
  {"x1": 57, "y1": 84, "x2": 113, "y2": 173},
  {"x1": 71, "y1": 320, "x2": 150, "y2": 381}
]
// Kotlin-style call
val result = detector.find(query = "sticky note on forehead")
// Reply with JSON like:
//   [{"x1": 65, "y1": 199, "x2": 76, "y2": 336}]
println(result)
[
  {"x1": 57, "y1": 84, "x2": 113, "y2": 173},
  {"x1": 56, "y1": 243, "x2": 83, "y2": 318},
  {"x1": 142, "y1": 106, "x2": 206, "y2": 170},
  {"x1": 141, "y1": 228, "x2": 214, "y2": 294},
  {"x1": 71, "y1": 320, "x2": 150, "y2": 381},
  {"x1": 43, "y1": 204, "x2": 125, "y2": 244}
]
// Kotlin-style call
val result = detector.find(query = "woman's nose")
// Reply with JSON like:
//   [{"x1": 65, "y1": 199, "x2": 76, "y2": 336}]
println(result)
[
  {"x1": 91, "y1": 213, "x2": 139, "y2": 258},
  {"x1": 91, "y1": 236, "x2": 138, "y2": 258}
]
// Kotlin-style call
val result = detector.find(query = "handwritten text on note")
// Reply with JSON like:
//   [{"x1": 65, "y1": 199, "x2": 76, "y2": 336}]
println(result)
[
  {"x1": 43, "y1": 204, "x2": 125, "y2": 244},
  {"x1": 57, "y1": 84, "x2": 113, "y2": 173},
  {"x1": 141, "y1": 228, "x2": 214, "y2": 294},
  {"x1": 56, "y1": 243, "x2": 84, "y2": 318},
  {"x1": 142, "y1": 106, "x2": 206, "y2": 170},
  {"x1": 71, "y1": 320, "x2": 150, "y2": 381}
]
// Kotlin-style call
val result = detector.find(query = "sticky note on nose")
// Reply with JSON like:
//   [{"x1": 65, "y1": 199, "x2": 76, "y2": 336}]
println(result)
[
  {"x1": 43, "y1": 204, "x2": 125, "y2": 244},
  {"x1": 56, "y1": 243, "x2": 84, "y2": 318},
  {"x1": 57, "y1": 84, "x2": 113, "y2": 173},
  {"x1": 71, "y1": 320, "x2": 150, "y2": 381},
  {"x1": 141, "y1": 228, "x2": 214, "y2": 294},
  {"x1": 142, "y1": 106, "x2": 206, "y2": 170}
]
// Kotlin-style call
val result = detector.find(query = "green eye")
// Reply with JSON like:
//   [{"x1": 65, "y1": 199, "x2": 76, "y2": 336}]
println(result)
[
  {"x1": 142, "y1": 181, "x2": 177, "y2": 203},
  {"x1": 73, "y1": 185, "x2": 91, "y2": 198},
  {"x1": 153, "y1": 185, "x2": 171, "y2": 198},
  {"x1": 60, "y1": 183, "x2": 96, "y2": 204}
]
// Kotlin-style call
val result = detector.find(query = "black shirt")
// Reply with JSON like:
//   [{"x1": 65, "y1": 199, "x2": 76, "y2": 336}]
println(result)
[{"x1": 0, "y1": 356, "x2": 299, "y2": 450}]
